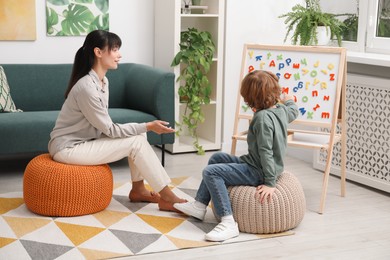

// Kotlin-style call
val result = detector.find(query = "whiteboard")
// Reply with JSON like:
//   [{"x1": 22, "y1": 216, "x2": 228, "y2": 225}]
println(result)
[{"x1": 239, "y1": 44, "x2": 346, "y2": 127}]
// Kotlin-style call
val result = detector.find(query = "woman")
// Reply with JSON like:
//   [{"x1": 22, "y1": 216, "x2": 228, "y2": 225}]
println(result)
[{"x1": 48, "y1": 30, "x2": 185, "y2": 211}]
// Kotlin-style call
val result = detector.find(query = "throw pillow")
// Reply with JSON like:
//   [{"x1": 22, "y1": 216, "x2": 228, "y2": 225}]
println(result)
[{"x1": 0, "y1": 66, "x2": 22, "y2": 112}]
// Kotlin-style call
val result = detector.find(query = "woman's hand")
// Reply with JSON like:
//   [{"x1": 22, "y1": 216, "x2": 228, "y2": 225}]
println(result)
[
  {"x1": 254, "y1": 185, "x2": 276, "y2": 204},
  {"x1": 146, "y1": 120, "x2": 176, "y2": 134}
]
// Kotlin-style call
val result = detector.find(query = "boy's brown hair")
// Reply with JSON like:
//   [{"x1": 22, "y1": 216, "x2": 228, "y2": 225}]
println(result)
[{"x1": 240, "y1": 70, "x2": 281, "y2": 111}]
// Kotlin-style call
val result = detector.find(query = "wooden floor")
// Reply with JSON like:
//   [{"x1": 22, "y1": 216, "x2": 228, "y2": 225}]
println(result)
[{"x1": 1, "y1": 148, "x2": 389, "y2": 260}]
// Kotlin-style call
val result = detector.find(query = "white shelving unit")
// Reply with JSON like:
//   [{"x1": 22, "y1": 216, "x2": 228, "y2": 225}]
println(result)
[{"x1": 154, "y1": 0, "x2": 225, "y2": 153}]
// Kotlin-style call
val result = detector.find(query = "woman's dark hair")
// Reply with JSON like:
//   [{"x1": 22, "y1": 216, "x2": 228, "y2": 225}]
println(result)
[
  {"x1": 240, "y1": 70, "x2": 281, "y2": 111},
  {"x1": 65, "y1": 30, "x2": 122, "y2": 98}
]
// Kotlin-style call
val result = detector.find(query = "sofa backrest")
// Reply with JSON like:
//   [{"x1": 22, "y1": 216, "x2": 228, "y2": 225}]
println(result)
[
  {"x1": 1, "y1": 63, "x2": 136, "y2": 111},
  {"x1": 2, "y1": 64, "x2": 71, "y2": 111}
]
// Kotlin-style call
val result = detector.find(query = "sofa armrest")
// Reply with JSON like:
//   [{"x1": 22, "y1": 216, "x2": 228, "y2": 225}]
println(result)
[{"x1": 124, "y1": 64, "x2": 175, "y2": 126}]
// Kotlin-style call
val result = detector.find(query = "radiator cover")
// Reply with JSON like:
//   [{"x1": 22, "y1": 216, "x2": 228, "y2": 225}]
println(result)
[{"x1": 313, "y1": 74, "x2": 390, "y2": 193}]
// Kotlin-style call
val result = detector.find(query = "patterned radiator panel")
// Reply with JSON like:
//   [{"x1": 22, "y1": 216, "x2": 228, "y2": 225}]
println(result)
[{"x1": 314, "y1": 74, "x2": 390, "y2": 193}]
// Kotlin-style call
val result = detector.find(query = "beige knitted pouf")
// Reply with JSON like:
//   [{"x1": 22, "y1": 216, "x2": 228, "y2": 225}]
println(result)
[
  {"x1": 214, "y1": 171, "x2": 306, "y2": 234},
  {"x1": 23, "y1": 154, "x2": 113, "y2": 217}
]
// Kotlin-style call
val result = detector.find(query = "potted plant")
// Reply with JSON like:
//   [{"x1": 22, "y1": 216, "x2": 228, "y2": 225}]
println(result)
[
  {"x1": 171, "y1": 27, "x2": 215, "y2": 155},
  {"x1": 342, "y1": 14, "x2": 358, "y2": 42},
  {"x1": 279, "y1": 0, "x2": 346, "y2": 46}
]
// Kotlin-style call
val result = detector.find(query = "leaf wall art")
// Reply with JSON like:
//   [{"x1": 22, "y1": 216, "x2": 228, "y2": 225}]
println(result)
[{"x1": 46, "y1": 0, "x2": 109, "y2": 36}]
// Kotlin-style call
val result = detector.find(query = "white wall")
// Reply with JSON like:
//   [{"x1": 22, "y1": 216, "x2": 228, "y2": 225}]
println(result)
[{"x1": 0, "y1": 0, "x2": 154, "y2": 65}]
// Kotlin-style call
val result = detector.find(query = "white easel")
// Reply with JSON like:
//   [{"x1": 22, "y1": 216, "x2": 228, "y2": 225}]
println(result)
[{"x1": 231, "y1": 44, "x2": 347, "y2": 214}]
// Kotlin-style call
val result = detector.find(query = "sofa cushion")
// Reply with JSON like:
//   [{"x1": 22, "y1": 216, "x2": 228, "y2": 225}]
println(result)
[
  {"x1": 0, "y1": 66, "x2": 22, "y2": 112},
  {"x1": 0, "y1": 111, "x2": 58, "y2": 154}
]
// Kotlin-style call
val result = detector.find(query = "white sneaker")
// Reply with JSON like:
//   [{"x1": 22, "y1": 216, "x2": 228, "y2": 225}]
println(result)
[
  {"x1": 173, "y1": 201, "x2": 207, "y2": 220},
  {"x1": 205, "y1": 222, "x2": 239, "y2": 242}
]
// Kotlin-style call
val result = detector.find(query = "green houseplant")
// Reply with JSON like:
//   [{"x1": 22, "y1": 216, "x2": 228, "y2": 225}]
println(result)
[
  {"x1": 279, "y1": 0, "x2": 346, "y2": 46},
  {"x1": 342, "y1": 14, "x2": 358, "y2": 42},
  {"x1": 171, "y1": 28, "x2": 215, "y2": 155}
]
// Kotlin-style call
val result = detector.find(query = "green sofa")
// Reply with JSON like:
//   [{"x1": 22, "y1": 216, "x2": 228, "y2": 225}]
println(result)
[{"x1": 0, "y1": 63, "x2": 174, "y2": 165}]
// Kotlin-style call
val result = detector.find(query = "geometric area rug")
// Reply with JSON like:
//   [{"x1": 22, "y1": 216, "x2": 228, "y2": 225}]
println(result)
[{"x1": 0, "y1": 177, "x2": 293, "y2": 259}]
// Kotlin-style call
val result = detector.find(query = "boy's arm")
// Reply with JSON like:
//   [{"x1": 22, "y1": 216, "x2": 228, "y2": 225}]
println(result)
[
  {"x1": 281, "y1": 95, "x2": 299, "y2": 123},
  {"x1": 255, "y1": 116, "x2": 277, "y2": 187}
]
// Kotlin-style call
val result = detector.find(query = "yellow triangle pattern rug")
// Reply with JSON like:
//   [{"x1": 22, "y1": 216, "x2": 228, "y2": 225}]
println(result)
[{"x1": 0, "y1": 177, "x2": 294, "y2": 259}]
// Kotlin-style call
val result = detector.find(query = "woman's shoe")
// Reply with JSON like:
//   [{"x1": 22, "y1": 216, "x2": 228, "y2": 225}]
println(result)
[
  {"x1": 129, "y1": 190, "x2": 161, "y2": 203},
  {"x1": 158, "y1": 198, "x2": 186, "y2": 213}
]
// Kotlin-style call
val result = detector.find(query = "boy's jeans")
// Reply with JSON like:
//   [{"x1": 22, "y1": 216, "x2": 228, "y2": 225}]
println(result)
[{"x1": 195, "y1": 152, "x2": 263, "y2": 218}]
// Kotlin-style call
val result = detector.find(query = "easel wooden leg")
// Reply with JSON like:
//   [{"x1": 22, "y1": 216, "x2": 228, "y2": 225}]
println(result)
[
  {"x1": 340, "y1": 129, "x2": 347, "y2": 197},
  {"x1": 231, "y1": 137, "x2": 237, "y2": 155},
  {"x1": 319, "y1": 147, "x2": 334, "y2": 214},
  {"x1": 340, "y1": 86, "x2": 347, "y2": 197}
]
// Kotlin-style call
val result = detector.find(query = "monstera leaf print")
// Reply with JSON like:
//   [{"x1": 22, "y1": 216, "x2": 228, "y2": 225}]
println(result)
[
  {"x1": 61, "y1": 4, "x2": 94, "y2": 35},
  {"x1": 46, "y1": 0, "x2": 109, "y2": 36}
]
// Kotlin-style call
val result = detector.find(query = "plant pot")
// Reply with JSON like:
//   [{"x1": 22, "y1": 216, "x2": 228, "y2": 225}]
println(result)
[
  {"x1": 180, "y1": 95, "x2": 189, "y2": 103},
  {"x1": 191, "y1": 0, "x2": 206, "y2": 14},
  {"x1": 342, "y1": 31, "x2": 357, "y2": 42},
  {"x1": 314, "y1": 26, "x2": 331, "y2": 46}
]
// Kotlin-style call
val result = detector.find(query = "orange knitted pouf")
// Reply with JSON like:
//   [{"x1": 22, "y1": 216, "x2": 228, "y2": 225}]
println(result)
[{"x1": 23, "y1": 154, "x2": 113, "y2": 217}]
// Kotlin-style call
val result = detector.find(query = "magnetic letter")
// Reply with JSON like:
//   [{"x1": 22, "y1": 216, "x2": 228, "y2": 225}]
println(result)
[
  {"x1": 301, "y1": 58, "x2": 307, "y2": 66},
  {"x1": 286, "y1": 58, "x2": 292, "y2": 66},
  {"x1": 321, "y1": 112, "x2": 330, "y2": 119},
  {"x1": 321, "y1": 69, "x2": 328, "y2": 75},
  {"x1": 321, "y1": 82, "x2": 328, "y2": 89},
  {"x1": 302, "y1": 96, "x2": 309, "y2": 103},
  {"x1": 260, "y1": 62, "x2": 265, "y2": 69},
  {"x1": 282, "y1": 87, "x2": 289, "y2": 94},
  {"x1": 310, "y1": 70, "x2": 318, "y2": 77},
  {"x1": 313, "y1": 78, "x2": 320, "y2": 86},
  {"x1": 284, "y1": 73, "x2": 292, "y2": 79},
  {"x1": 279, "y1": 63, "x2": 285, "y2": 70},
  {"x1": 269, "y1": 60, "x2": 276, "y2": 67},
  {"x1": 323, "y1": 95, "x2": 330, "y2": 101},
  {"x1": 306, "y1": 81, "x2": 310, "y2": 90},
  {"x1": 293, "y1": 63, "x2": 300, "y2": 69},
  {"x1": 255, "y1": 55, "x2": 263, "y2": 61},
  {"x1": 299, "y1": 107, "x2": 306, "y2": 115},
  {"x1": 330, "y1": 73, "x2": 335, "y2": 81},
  {"x1": 314, "y1": 60, "x2": 320, "y2": 67},
  {"x1": 277, "y1": 54, "x2": 283, "y2": 60},
  {"x1": 328, "y1": 63, "x2": 334, "y2": 70},
  {"x1": 294, "y1": 73, "x2": 301, "y2": 80},
  {"x1": 302, "y1": 68, "x2": 309, "y2": 75},
  {"x1": 248, "y1": 65, "x2": 255, "y2": 73},
  {"x1": 312, "y1": 90, "x2": 318, "y2": 97},
  {"x1": 313, "y1": 104, "x2": 320, "y2": 111},
  {"x1": 248, "y1": 51, "x2": 254, "y2": 59},
  {"x1": 267, "y1": 52, "x2": 272, "y2": 59},
  {"x1": 307, "y1": 111, "x2": 314, "y2": 119}
]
